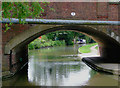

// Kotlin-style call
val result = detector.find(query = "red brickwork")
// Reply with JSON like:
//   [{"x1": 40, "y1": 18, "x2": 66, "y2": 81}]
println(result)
[
  {"x1": 2, "y1": 24, "x2": 30, "y2": 71},
  {"x1": 2, "y1": 2, "x2": 119, "y2": 71},
  {"x1": 2, "y1": 2, "x2": 119, "y2": 45},
  {"x1": 108, "y1": 4, "x2": 118, "y2": 21},
  {"x1": 41, "y1": 2, "x2": 119, "y2": 21},
  {"x1": 2, "y1": 24, "x2": 29, "y2": 46}
]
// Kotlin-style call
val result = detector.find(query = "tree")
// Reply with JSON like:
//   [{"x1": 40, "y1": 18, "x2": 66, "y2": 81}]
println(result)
[
  {"x1": 46, "y1": 31, "x2": 84, "y2": 45},
  {"x1": 46, "y1": 31, "x2": 96, "y2": 45},
  {"x1": 2, "y1": 2, "x2": 50, "y2": 32}
]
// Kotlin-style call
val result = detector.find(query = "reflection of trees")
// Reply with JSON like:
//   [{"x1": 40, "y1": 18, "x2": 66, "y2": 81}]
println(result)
[
  {"x1": 28, "y1": 45, "x2": 81, "y2": 59},
  {"x1": 28, "y1": 61, "x2": 85, "y2": 86}
]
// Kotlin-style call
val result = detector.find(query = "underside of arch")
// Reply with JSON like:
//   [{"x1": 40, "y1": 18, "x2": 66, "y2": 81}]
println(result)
[{"x1": 4, "y1": 25, "x2": 120, "y2": 61}]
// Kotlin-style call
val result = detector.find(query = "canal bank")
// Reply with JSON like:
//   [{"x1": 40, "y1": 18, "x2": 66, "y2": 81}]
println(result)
[
  {"x1": 82, "y1": 57, "x2": 120, "y2": 76},
  {"x1": 78, "y1": 44, "x2": 120, "y2": 75}
]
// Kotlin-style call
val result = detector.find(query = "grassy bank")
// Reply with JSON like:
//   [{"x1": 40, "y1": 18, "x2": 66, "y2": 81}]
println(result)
[
  {"x1": 95, "y1": 46, "x2": 98, "y2": 50},
  {"x1": 78, "y1": 43, "x2": 98, "y2": 53}
]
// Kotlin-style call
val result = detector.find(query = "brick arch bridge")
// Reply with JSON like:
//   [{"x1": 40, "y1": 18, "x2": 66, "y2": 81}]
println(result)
[{"x1": 2, "y1": 2, "x2": 120, "y2": 73}]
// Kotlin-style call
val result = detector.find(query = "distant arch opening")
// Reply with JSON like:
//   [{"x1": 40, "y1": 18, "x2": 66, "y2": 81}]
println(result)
[{"x1": 5, "y1": 25, "x2": 120, "y2": 63}]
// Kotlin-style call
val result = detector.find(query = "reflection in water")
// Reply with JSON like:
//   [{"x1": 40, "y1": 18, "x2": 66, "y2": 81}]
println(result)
[
  {"x1": 28, "y1": 59, "x2": 91, "y2": 86},
  {"x1": 2, "y1": 45, "x2": 119, "y2": 86},
  {"x1": 28, "y1": 45, "x2": 93, "y2": 86},
  {"x1": 27, "y1": 45, "x2": 118, "y2": 86}
]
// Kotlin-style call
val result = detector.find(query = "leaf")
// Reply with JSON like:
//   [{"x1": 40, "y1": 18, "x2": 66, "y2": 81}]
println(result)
[
  {"x1": 9, "y1": 22, "x2": 13, "y2": 26},
  {"x1": 50, "y1": 8, "x2": 55, "y2": 12},
  {"x1": 2, "y1": 2, "x2": 51, "y2": 32}
]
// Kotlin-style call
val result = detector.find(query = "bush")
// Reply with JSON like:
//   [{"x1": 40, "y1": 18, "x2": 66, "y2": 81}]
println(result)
[
  {"x1": 28, "y1": 43, "x2": 34, "y2": 50},
  {"x1": 28, "y1": 40, "x2": 66, "y2": 50}
]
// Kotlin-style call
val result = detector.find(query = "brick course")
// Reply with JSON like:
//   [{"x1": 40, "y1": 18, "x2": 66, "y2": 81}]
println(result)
[{"x1": 2, "y1": 2, "x2": 120, "y2": 72}]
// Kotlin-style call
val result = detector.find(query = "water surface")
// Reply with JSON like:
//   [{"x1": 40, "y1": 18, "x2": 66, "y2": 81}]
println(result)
[{"x1": 2, "y1": 45, "x2": 119, "y2": 86}]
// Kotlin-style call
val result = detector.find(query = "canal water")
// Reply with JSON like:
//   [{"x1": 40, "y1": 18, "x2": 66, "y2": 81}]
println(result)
[{"x1": 2, "y1": 45, "x2": 119, "y2": 86}]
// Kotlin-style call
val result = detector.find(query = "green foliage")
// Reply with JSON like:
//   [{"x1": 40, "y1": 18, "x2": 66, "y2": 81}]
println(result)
[
  {"x1": 2, "y1": 2, "x2": 49, "y2": 31},
  {"x1": 46, "y1": 31, "x2": 96, "y2": 45},
  {"x1": 85, "y1": 36, "x2": 96, "y2": 44},
  {"x1": 85, "y1": 36, "x2": 91, "y2": 44},
  {"x1": 46, "y1": 31, "x2": 83, "y2": 45},
  {"x1": 49, "y1": 7, "x2": 55, "y2": 12},
  {"x1": 46, "y1": 32, "x2": 56, "y2": 41},
  {"x1": 78, "y1": 43, "x2": 98, "y2": 53},
  {"x1": 95, "y1": 46, "x2": 98, "y2": 50},
  {"x1": 41, "y1": 35, "x2": 48, "y2": 41},
  {"x1": 28, "y1": 36, "x2": 66, "y2": 50},
  {"x1": 2, "y1": 2, "x2": 48, "y2": 18}
]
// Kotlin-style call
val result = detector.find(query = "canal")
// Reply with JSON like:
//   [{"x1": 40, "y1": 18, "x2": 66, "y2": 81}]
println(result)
[{"x1": 2, "y1": 45, "x2": 119, "y2": 86}]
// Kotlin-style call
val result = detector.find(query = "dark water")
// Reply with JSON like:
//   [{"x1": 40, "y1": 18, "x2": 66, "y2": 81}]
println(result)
[{"x1": 2, "y1": 45, "x2": 119, "y2": 86}]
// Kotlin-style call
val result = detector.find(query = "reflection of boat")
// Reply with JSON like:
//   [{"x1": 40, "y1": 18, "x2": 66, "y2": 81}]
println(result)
[{"x1": 77, "y1": 39, "x2": 86, "y2": 44}]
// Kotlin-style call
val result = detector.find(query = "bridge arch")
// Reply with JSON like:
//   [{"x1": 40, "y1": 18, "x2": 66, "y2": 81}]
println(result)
[{"x1": 5, "y1": 24, "x2": 120, "y2": 61}]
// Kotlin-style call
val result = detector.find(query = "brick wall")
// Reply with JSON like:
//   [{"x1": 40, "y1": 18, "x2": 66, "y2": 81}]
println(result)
[
  {"x1": 2, "y1": 2, "x2": 119, "y2": 72},
  {"x1": 41, "y1": 2, "x2": 119, "y2": 21},
  {"x1": 2, "y1": 2, "x2": 119, "y2": 53},
  {"x1": 42, "y1": 2, "x2": 98, "y2": 20},
  {"x1": 108, "y1": 3, "x2": 118, "y2": 21},
  {"x1": 2, "y1": 24, "x2": 30, "y2": 71}
]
